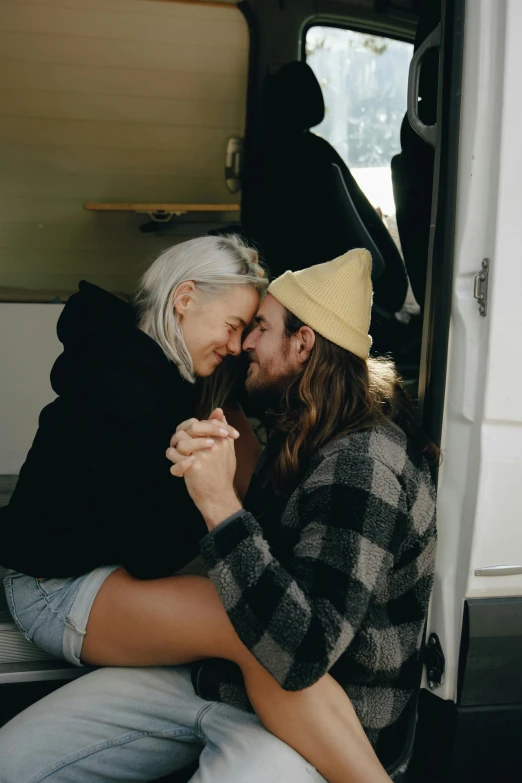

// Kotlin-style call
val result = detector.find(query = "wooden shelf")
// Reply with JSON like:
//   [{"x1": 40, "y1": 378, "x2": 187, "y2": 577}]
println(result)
[
  {"x1": 84, "y1": 202, "x2": 240, "y2": 222},
  {"x1": 84, "y1": 203, "x2": 240, "y2": 212}
]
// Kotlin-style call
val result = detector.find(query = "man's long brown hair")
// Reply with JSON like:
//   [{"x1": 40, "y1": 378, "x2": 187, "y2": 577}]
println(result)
[{"x1": 268, "y1": 310, "x2": 440, "y2": 495}]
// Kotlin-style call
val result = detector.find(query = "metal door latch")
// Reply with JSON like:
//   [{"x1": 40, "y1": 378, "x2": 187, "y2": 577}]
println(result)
[
  {"x1": 225, "y1": 136, "x2": 243, "y2": 194},
  {"x1": 474, "y1": 258, "x2": 489, "y2": 316},
  {"x1": 424, "y1": 633, "x2": 445, "y2": 689}
]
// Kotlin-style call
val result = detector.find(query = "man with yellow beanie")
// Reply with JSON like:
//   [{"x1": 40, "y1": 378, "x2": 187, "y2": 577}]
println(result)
[
  {"x1": 242, "y1": 246, "x2": 374, "y2": 408},
  {"x1": 166, "y1": 248, "x2": 438, "y2": 779}
]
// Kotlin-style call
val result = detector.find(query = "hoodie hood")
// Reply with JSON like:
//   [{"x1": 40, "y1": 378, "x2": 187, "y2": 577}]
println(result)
[
  {"x1": 55, "y1": 280, "x2": 136, "y2": 345},
  {"x1": 50, "y1": 281, "x2": 183, "y2": 409}
]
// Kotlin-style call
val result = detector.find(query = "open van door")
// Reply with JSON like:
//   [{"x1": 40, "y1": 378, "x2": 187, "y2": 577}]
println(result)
[{"x1": 416, "y1": 0, "x2": 522, "y2": 780}]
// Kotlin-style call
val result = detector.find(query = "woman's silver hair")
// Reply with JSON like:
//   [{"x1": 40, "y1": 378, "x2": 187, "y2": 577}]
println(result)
[{"x1": 135, "y1": 235, "x2": 267, "y2": 388}]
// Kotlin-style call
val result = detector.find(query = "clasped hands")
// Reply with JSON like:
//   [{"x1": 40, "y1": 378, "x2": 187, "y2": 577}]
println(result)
[{"x1": 166, "y1": 408, "x2": 243, "y2": 530}]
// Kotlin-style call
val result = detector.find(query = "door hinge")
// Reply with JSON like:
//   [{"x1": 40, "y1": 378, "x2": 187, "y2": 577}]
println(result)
[
  {"x1": 474, "y1": 258, "x2": 489, "y2": 316},
  {"x1": 424, "y1": 632, "x2": 445, "y2": 690}
]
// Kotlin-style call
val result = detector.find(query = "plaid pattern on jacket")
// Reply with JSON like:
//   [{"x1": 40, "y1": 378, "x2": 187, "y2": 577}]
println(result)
[{"x1": 196, "y1": 421, "x2": 437, "y2": 750}]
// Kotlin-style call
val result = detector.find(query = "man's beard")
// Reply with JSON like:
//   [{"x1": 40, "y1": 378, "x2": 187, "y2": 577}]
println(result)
[{"x1": 245, "y1": 356, "x2": 298, "y2": 410}]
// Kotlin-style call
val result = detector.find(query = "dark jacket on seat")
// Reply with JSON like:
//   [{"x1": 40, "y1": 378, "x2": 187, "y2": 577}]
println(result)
[{"x1": 0, "y1": 281, "x2": 207, "y2": 579}]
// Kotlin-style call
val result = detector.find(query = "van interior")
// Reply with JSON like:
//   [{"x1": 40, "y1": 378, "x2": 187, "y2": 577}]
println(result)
[{"x1": 5, "y1": 1, "x2": 516, "y2": 782}]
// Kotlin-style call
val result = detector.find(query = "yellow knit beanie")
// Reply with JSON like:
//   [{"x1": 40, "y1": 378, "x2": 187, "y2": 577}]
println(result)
[{"x1": 267, "y1": 248, "x2": 373, "y2": 359}]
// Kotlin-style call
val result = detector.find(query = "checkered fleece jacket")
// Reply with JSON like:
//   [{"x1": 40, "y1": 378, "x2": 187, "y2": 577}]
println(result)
[{"x1": 196, "y1": 421, "x2": 437, "y2": 748}]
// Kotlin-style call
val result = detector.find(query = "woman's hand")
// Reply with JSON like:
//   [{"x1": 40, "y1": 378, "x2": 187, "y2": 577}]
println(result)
[
  {"x1": 174, "y1": 408, "x2": 240, "y2": 442},
  {"x1": 167, "y1": 410, "x2": 243, "y2": 529},
  {"x1": 168, "y1": 408, "x2": 237, "y2": 477}
]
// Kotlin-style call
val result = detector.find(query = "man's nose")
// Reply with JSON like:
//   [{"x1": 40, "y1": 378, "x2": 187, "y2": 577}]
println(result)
[{"x1": 242, "y1": 330, "x2": 256, "y2": 352}]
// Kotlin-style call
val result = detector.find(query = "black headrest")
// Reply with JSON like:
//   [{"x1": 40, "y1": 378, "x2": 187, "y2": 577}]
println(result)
[{"x1": 265, "y1": 61, "x2": 325, "y2": 132}]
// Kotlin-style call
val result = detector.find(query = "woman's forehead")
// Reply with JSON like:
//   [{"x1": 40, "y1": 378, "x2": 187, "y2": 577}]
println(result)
[{"x1": 213, "y1": 284, "x2": 259, "y2": 319}]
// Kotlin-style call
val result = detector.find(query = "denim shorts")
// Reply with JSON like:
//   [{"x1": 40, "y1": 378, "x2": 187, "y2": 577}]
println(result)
[{"x1": 2, "y1": 565, "x2": 120, "y2": 666}]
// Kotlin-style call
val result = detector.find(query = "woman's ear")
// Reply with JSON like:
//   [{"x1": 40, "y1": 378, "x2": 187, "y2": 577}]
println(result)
[
  {"x1": 173, "y1": 281, "x2": 196, "y2": 317},
  {"x1": 296, "y1": 326, "x2": 316, "y2": 364}
]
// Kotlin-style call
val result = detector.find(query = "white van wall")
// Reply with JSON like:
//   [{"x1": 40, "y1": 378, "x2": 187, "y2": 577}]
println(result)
[
  {"x1": 0, "y1": 304, "x2": 62, "y2": 475},
  {"x1": 429, "y1": 0, "x2": 522, "y2": 703},
  {"x1": 0, "y1": 0, "x2": 248, "y2": 293}
]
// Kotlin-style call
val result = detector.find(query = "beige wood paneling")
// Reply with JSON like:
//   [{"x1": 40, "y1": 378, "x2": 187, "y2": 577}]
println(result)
[
  {"x1": 1, "y1": 168, "x2": 226, "y2": 201},
  {"x1": 0, "y1": 0, "x2": 248, "y2": 293},
  {"x1": 0, "y1": 32, "x2": 246, "y2": 73},
  {"x1": 0, "y1": 2, "x2": 245, "y2": 46},
  {"x1": 0, "y1": 144, "x2": 227, "y2": 177},
  {"x1": 0, "y1": 243, "x2": 195, "y2": 292},
  {"x1": 0, "y1": 61, "x2": 242, "y2": 102},
  {"x1": 0, "y1": 90, "x2": 244, "y2": 128},
  {"x1": 14, "y1": 1, "x2": 240, "y2": 19},
  {"x1": 0, "y1": 118, "x2": 240, "y2": 151}
]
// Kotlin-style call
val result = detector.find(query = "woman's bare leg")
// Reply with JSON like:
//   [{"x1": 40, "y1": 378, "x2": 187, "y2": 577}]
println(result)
[{"x1": 81, "y1": 568, "x2": 391, "y2": 783}]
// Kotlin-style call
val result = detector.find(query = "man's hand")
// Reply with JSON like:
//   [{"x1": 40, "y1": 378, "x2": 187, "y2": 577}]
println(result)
[{"x1": 167, "y1": 410, "x2": 242, "y2": 530}]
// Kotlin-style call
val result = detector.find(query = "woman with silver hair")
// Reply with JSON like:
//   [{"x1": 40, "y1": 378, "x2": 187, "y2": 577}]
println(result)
[{"x1": 0, "y1": 235, "x2": 391, "y2": 783}]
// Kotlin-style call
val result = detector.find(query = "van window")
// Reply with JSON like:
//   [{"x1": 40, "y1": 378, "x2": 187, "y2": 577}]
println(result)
[{"x1": 305, "y1": 27, "x2": 413, "y2": 215}]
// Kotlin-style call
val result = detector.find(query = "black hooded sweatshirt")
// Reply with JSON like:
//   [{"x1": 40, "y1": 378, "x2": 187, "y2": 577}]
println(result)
[{"x1": 0, "y1": 281, "x2": 208, "y2": 579}]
